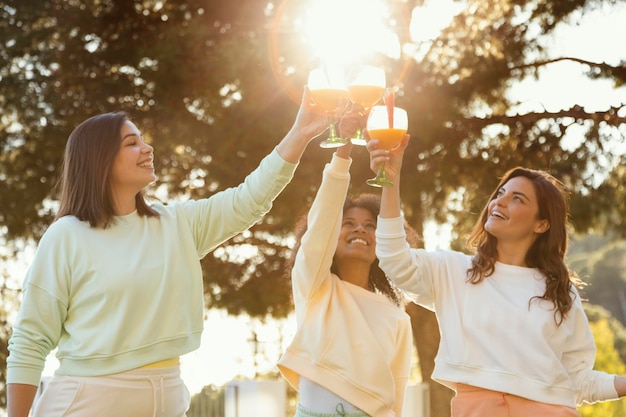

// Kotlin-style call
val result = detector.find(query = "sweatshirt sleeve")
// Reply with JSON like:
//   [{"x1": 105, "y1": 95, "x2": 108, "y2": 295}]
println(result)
[
  {"x1": 376, "y1": 216, "x2": 436, "y2": 309},
  {"x1": 565, "y1": 295, "x2": 619, "y2": 405},
  {"x1": 291, "y1": 154, "x2": 351, "y2": 321},
  {"x1": 391, "y1": 316, "x2": 413, "y2": 417},
  {"x1": 179, "y1": 149, "x2": 298, "y2": 258},
  {"x1": 7, "y1": 222, "x2": 72, "y2": 386}
]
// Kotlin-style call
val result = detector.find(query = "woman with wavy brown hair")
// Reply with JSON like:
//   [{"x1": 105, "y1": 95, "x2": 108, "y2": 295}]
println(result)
[{"x1": 366, "y1": 134, "x2": 626, "y2": 417}]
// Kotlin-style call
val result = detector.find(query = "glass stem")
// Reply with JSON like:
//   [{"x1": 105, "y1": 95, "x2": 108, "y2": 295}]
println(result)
[
  {"x1": 328, "y1": 117, "x2": 338, "y2": 139},
  {"x1": 378, "y1": 164, "x2": 386, "y2": 178}
]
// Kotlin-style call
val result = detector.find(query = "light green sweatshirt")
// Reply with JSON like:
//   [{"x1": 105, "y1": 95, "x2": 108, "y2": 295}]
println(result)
[{"x1": 8, "y1": 149, "x2": 296, "y2": 386}]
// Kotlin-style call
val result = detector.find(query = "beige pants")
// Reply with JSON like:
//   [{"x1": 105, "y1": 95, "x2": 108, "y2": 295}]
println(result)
[
  {"x1": 451, "y1": 383, "x2": 581, "y2": 417},
  {"x1": 33, "y1": 366, "x2": 190, "y2": 417}
]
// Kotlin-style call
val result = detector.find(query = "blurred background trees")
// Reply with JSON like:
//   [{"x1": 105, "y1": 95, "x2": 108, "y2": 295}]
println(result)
[{"x1": 1, "y1": 0, "x2": 625, "y2": 415}]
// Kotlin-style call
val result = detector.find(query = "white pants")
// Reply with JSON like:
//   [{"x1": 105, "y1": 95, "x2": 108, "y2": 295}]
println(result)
[{"x1": 33, "y1": 366, "x2": 190, "y2": 417}]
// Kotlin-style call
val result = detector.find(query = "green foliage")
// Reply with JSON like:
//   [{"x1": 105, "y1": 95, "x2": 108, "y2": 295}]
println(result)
[
  {"x1": 584, "y1": 304, "x2": 626, "y2": 368},
  {"x1": 1, "y1": 1, "x2": 625, "y2": 415},
  {"x1": 0, "y1": 303, "x2": 9, "y2": 410},
  {"x1": 187, "y1": 385, "x2": 225, "y2": 417},
  {"x1": 570, "y1": 238, "x2": 626, "y2": 328},
  {"x1": 578, "y1": 306, "x2": 626, "y2": 417},
  {"x1": 1, "y1": 0, "x2": 625, "y2": 315}
]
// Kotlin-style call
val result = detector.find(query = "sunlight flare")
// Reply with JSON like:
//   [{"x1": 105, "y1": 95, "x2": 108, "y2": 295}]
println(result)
[{"x1": 301, "y1": 0, "x2": 399, "y2": 66}]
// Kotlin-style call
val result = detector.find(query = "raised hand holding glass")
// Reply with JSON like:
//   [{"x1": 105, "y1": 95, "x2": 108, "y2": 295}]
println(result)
[
  {"x1": 365, "y1": 105, "x2": 407, "y2": 187},
  {"x1": 347, "y1": 66, "x2": 386, "y2": 145},
  {"x1": 308, "y1": 68, "x2": 349, "y2": 148}
]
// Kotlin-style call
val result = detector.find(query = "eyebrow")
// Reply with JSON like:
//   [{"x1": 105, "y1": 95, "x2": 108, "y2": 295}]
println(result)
[
  {"x1": 122, "y1": 132, "x2": 141, "y2": 140},
  {"x1": 343, "y1": 216, "x2": 376, "y2": 224},
  {"x1": 499, "y1": 187, "x2": 530, "y2": 202}
]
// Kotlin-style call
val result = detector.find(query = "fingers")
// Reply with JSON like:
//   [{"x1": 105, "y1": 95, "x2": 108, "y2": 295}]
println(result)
[
  {"x1": 365, "y1": 133, "x2": 411, "y2": 174},
  {"x1": 366, "y1": 139, "x2": 389, "y2": 169},
  {"x1": 301, "y1": 85, "x2": 312, "y2": 106},
  {"x1": 338, "y1": 114, "x2": 360, "y2": 138},
  {"x1": 335, "y1": 141, "x2": 353, "y2": 159},
  {"x1": 338, "y1": 104, "x2": 367, "y2": 139},
  {"x1": 398, "y1": 133, "x2": 410, "y2": 151}
]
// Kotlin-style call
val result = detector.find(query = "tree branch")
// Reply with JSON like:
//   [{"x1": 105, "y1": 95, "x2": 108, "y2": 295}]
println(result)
[
  {"x1": 514, "y1": 57, "x2": 626, "y2": 85},
  {"x1": 469, "y1": 104, "x2": 626, "y2": 128},
  {"x1": 519, "y1": 56, "x2": 624, "y2": 70}
]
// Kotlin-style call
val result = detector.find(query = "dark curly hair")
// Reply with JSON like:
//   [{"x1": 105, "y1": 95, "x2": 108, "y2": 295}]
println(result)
[{"x1": 285, "y1": 193, "x2": 420, "y2": 306}]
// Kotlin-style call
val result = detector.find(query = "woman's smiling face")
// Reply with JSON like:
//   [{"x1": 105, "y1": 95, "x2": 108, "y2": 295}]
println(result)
[
  {"x1": 109, "y1": 120, "x2": 156, "y2": 196},
  {"x1": 484, "y1": 176, "x2": 549, "y2": 245},
  {"x1": 335, "y1": 207, "x2": 377, "y2": 265}
]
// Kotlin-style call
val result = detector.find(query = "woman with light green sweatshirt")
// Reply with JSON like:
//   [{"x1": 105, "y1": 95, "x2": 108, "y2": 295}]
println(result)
[{"x1": 6, "y1": 88, "x2": 328, "y2": 417}]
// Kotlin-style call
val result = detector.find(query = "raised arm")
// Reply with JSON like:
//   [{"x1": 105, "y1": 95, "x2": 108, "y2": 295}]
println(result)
[
  {"x1": 365, "y1": 132, "x2": 410, "y2": 218},
  {"x1": 275, "y1": 87, "x2": 329, "y2": 163}
]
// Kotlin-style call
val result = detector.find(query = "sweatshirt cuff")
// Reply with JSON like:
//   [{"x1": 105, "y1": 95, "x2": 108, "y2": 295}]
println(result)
[
  {"x1": 7, "y1": 366, "x2": 43, "y2": 387},
  {"x1": 376, "y1": 215, "x2": 406, "y2": 238},
  {"x1": 602, "y1": 375, "x2": 620, "y2": 401},
  {"x1": 271, "y1": 148, "x2": 299, "y2": 179},
  {"x1": 326, "y1": 153, "x2": 352, "y2": 177}
]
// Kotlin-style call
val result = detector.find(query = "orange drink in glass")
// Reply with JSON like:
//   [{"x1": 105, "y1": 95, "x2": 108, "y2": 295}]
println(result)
[
  {"x1": 365, "y1": 106, "x2": 408, "y2": 187},
  {"x1": 308, "y1": 68, "x2": 349, "y2": 148},
  {"x1": 310, "y1": 88, "x2": 349, "y2": 112},
  {"x1": 348, "y1": 85, "x2": 385, "y2": 109},
  {"x1": 366, "y1": 128, "x2": 406, "y2": 150},
  {"x1": 347, "y1": 66, "x2": 386, "y2": 145}
]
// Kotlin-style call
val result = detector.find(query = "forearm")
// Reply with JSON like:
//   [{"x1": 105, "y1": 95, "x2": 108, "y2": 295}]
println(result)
[
  {"x1": 615, "y1": 375, "x2": 626, "y2": 397},
  {"x1": 7, "y1": 383, "x2": 38, "y2": 417},
  {"x1": 372, "y1": 135, "x2": 408, "y2": 219},
  {"x1": 379, "y1": 180, "x2": 402, "y2": 219},
  {"x1": 275, "y1": 126, "x2": 315, "y2": 164}
]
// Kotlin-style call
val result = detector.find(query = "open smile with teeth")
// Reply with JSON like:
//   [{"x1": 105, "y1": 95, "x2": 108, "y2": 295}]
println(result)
[
  {"x1": 349, "y1": 238, "x2": 369, "y2": 246},
  {"x1": 139, "y1": 160, "x2": 154, "y2": 168},
  {"x1": 492, "y1": 210, "x2": 508, "y2": 220}
]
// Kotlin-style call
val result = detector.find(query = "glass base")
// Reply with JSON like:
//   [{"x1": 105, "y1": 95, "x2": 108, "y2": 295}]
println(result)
[
  {"x1": 320, "y1": 137, "x2": 349, "y2": 148},
  {"x1": 366, "y1": 176, "x2": 393, "y2": 187},
  {"x1": 350, "y1": 129, "x2": 366, "y2": 146}
]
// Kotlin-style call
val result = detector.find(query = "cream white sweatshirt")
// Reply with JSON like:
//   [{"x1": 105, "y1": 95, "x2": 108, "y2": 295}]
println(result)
[
  {"x1": 278, "y1": 155, "x2": 413, "y2": 417},
  {"x1": 375, "y1": 215, "x2": 619, "y2": 408}
]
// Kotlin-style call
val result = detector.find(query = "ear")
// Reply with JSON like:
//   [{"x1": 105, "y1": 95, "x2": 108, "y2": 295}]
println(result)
[{"x1": 535, "y1": 219, "x2": 550, "y2": 234}]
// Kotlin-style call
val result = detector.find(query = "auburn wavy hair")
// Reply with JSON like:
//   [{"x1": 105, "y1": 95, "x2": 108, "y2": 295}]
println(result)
[
  {"x1": 286, "y1": 193, "x2": 419, "y2": 306},
  {"x1": 466, "y1": 167, "x2": 582, "y2": 324}
]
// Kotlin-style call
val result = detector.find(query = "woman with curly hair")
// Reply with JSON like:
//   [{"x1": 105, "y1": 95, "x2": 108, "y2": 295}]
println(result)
[
  {"x1": 367, "y1": 134, "x2": 626, "y2": 417},
  {"x1": 278, "y1": 116, "x2": 419, "y2": 417}
]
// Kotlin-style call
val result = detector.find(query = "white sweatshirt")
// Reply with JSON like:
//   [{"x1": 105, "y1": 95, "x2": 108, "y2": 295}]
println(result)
[
  {"x1": 278, "y1": 155, "x2": 413, "y2": 417},
  {"x1": 375, "y1": 215, "x2": 619, "y2": 408}
]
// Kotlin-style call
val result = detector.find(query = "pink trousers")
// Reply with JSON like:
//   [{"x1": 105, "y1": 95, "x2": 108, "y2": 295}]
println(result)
[{"x1": 451, "y1": 384, "x2": 581, "y2": 417}]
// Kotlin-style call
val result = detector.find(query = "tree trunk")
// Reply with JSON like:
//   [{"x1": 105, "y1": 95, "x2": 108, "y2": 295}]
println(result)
[{"x1": 406, "y1": 302, "x2": 454, "y2": 417}]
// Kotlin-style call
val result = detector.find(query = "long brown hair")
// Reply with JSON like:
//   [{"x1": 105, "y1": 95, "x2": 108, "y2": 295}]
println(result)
[
  {"x1": 54, "y1": 112, "x2": 158, "y2": 228},
  {"x1": 467, "y1": 167, "x2": 581, "y2": 324},
  {"x1": 286, "y1": 193, "x2": 419, "y2": 306}
]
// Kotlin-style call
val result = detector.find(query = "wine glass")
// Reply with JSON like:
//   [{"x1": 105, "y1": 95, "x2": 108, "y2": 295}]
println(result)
[
  {"x1": 308, "y1": 68, "x2": 349, "y2": 148},
  {"x1": 347, "y1": 66, "x2": 386, "y2": 145},
  {"x1": 365, "y1": 105, "x2": 408, "y2": 187}
]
